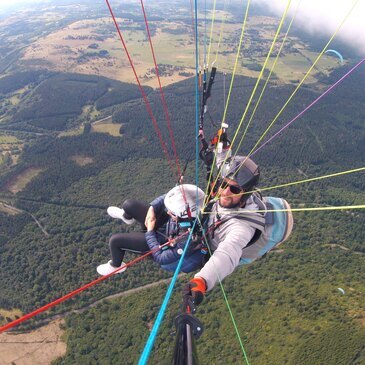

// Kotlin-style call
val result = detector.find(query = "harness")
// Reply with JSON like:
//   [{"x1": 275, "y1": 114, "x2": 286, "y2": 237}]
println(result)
[{"x1": 206, "y1": 193, "x2": 269, "y2": 248}]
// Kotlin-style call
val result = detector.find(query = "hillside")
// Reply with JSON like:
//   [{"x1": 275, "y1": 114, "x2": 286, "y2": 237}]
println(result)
[
  {"x1": 0, "y1": 62, "x2": 364, "y2": 363},
  {"x1": 0, "y1": 72, "x2": 148, "y2": 132}
]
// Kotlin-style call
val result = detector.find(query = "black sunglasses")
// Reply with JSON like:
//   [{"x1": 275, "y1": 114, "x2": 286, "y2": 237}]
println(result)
[{"x1": 218, "y1": 179, "x2": 243, "y2": 195}]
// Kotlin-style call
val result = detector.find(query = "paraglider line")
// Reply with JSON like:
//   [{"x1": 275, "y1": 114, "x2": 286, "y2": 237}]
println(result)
[
  {"x1": 218, "y1": 166, "x2": 365, "y2": 200},
  {"x1": 138, "y1": 220, "x2": 198, "y2": 365},
  {"x1": 218, "y1": 0, "x2": 360, "y2": 192},
  {"x1": 235, "y1": 0, "x2": 300, "y2": 153},
  {"x1": 139, "y1": 0, "x2": 191, "y2": 210},
  {"x1": 202, "y1": 205, "x2": 365, "y2": 215},
  {"x1": 242, "y1": 0, "x2": 360, "y2": 161},
  {"x1": 251, "y1": 57, "x2": 365, "y2": 157},
  {"x1": 139, "y1": 0, "x2": 182, "y2": 177},
  {"x1": 195, "y1": 0, "x2": 200, "y2": 191},
  {"x1": 222, "y1": 0, "x2": 251, "y2": 124},
  {"x1": 197, "y1": 216, "x2": 250, "y2": 364},
  {"x1": 206, "y1": 0, "x2": 217, "y2": 68},
  {"x1": 203, "y1": 0, "x2": 252, "y2": 203},
  {"x1": 0, "y1": 239, "x2": 180, "y2": 334},
  {"x1": 105, "y1": 0, "x2": 178, "y2": 180},
  {"x1": 206, "y1": 0, "x2": 291, "y2": 205},
  {"x1": 229, "y1": 0, "x2": 292, "y2": 151},
  {"x1": 213, "y1": 0, "x2": 229, "y2": 66}
]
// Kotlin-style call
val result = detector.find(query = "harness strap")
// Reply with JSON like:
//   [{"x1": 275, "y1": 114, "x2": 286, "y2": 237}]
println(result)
[{"x1": 207, "y1": 195, "x2": 269, "y2": 246}]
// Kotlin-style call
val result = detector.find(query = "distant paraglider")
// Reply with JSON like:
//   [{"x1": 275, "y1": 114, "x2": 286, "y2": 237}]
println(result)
[
  {"x1": 325, "y1": 49, "x2": 344, "y2": 64},
  {"x1": 337, "y1": 287, "x2": 345, "y2": 295}
]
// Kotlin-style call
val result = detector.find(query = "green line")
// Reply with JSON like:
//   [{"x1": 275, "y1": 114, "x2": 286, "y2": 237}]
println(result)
[
  {"x1": 197, "y1": 216, "x2": 250, "y2": 365},
  {"x1": 206, "y1": 0, "x2": 217, "y2": 67},
  {"x1": 202, "y1": 205, "x2": 365, "y2": 215},
  {"x1": 235, "y1": 0, "x2": 300, "y2": 153},
  {"x1": 204, "y1": 0, "x2": 251, "y2": 205},
  {"x1": 258, "y1": 166, "x2": 365, "y2": 193},
  {"x1": 213, "y1": 0, "x2": 229, "y2": 65},
  {"x1": 229, "y1": 0, "x2": 292, "y2": 152},
  {"x1": 217, "y1": 166, "x2": 365, "y2": 200},
  {"x1": 222, "y1": 0, "x2": 251, "y2": 124},
  {"x1": 246, "y1": 0, "x2": 360, "y2": 158},
  {"x1": 205, "y1": 0, "x2": 291, "y2": 208}
]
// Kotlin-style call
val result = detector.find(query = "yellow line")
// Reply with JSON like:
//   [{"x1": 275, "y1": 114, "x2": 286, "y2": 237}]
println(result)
[
  {"x1": 207, "y1": 0, "x2": 217, "y2": 67},
  {"x1": 234, "y1": 0, "x2": 301, "y2": 152},
  {"x1": 202, "y1": 205, "x2": 365, "y2": 214},
  {"x1": 204, "y1": 0, "x2": 251, "y2": 204},
  {"x1": 211, "y1": 0, "x2": 360, "y2": 205},
  {"x1": 246, "y1": 0, "x2": 360, "y2": 158},
  {"x1": 228, "y1": 0, "x2": 292, "y2": 151},
  {"x1": 205, "y1": 0, "x2": 291, "y2": 206},
  {"x1": 259, "y1": 166, "x2": 365, "y2": 192},
  {"x1": 218, "y1": 166, "x2": 365, "y2": 200},
  {"x1": 222, "y1": 0, "x2": 251, "y2": 124},
  {"x1": 213, "y1": 0, "x2": 229, "y2": 65}
]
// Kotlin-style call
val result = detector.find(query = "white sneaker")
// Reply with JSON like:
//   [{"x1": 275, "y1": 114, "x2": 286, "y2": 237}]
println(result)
[
  {"x1": 107, "y1": 207, "x2": 136, "y2": 225},
  {"x1": 97, "y1": 260, "x2": 127, "y2": 276}
]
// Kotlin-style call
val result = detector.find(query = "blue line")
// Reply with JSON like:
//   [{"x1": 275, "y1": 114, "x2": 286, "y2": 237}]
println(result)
[
  {"x1": 139, "y1": 3, "x2": 201, "y2": 363},
  {"x1": 204, "y1": 0, "x2": 207, "y2": 66},
  {"x1": 195, "y1": 0, "x2": 199, "y2": 191},
  {"x1": 138, "y1": 220, "x2": 198, "y2": 365}
]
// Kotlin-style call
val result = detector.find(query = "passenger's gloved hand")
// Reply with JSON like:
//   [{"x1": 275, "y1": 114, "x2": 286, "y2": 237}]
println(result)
[{"x1": 183, "y1": 277, "x2": 207, "y2": 313}]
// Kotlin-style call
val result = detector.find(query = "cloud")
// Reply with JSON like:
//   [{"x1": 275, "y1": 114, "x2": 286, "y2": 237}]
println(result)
[{"x1": 254, "y1": 0, "x2": 365, "y2": 54}]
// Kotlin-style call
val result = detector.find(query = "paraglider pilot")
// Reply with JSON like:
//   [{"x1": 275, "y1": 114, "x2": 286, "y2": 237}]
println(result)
[{"x1": 183, "y1": 156, "x2": 261, "y2": 310}]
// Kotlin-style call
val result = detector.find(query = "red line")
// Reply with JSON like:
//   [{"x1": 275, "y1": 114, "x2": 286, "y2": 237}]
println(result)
[
  {"x1": 0, "y1": 243, "x2": 169, "y2": 333},
  {"x1": 105, "y1": 0, "x2": 178, "y2": 179},
  {"x1": 140, "y1": 0, "x2": 182, "y2": 178},
  {"x1": 0, "y1": 219, "x2": 216, "y2": 333}
]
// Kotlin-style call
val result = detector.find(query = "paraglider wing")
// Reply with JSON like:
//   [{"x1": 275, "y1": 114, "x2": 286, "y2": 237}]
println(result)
[
  {"x1": 337, "y1": 287, "x2": 345, "y2": 295},
  {"x1": 325, "y1": 49, "x2": 344, "y2": 64}
]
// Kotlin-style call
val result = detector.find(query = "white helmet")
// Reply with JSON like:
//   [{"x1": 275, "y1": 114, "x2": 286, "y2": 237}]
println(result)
[{"x1": 164, "y1": 184, "x2": 205, "y2": 218}]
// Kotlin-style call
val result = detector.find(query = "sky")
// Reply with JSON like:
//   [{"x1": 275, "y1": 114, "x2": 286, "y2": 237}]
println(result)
[
  {"x1": 255, "y1": 0, "x2": 365, "y2": 53},
  {"x1": 0, "y1": 0, "x2": 49, "y2": 13},
  {"x1": 1, "y1": 0, "x2": 364, "y2": 53}
]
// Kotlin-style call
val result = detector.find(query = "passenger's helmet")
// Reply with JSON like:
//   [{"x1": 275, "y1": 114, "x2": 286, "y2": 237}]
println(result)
[
  {"x1": 221, "y1": 155, "x2": 260, "y2": 196},
  {"x1": 164, "y1": 184, "x2": 205, "y2": 218}
]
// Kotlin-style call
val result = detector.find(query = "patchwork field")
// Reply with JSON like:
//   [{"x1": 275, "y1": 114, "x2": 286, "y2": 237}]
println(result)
[
  {"x1": 0, "y1": 134, "x2": 23, "y2": 167},
  {"x1": 0, "y1": 319, "x2": 66, "y2": 365},
  {"x1": 20, "y1": 17, "x2": 196, "y2": 87},
  {"x1": 18, "y1": 13, "x2": 343, "y2": 88},
  {"x1": 91, "y1": 122, "x2": 122, "y2": 136},
  {"x1": 0, "y1": 135, "x2": 19, "y2": 144},
  {"x1": 70, "y1": 155, "x2": 94, "y2": 166},
  {"x1": 0, "y1": 308, "x2": 23, "y2": 324},
  {"x1": 5, "y1": 167, "x2": 44, "y2": 194}
]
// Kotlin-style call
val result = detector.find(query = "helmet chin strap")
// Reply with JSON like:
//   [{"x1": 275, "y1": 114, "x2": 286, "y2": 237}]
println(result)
[{"x1": 239, "y1": 192, "x2": 247, "y2": 207}]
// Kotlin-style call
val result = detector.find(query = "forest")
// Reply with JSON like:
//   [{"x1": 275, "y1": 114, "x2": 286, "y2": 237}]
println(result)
[
  {"x1": 0, "y1": 64, "x2": 364, "y2": 364},
  {"x1": 0, "y1": 72, "x2": 149, "y2": 132}
]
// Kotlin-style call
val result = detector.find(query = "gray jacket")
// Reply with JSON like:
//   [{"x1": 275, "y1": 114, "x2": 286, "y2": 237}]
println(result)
[{"x1": 195, "y1": 195, "x2": 258, "y2": 290}]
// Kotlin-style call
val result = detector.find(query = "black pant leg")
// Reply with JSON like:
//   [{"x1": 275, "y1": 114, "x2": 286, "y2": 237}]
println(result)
[
  {"x1": 122, "y1": 199, "x2": 149, "y2": 225},
  {"x1": 122, "y1": 198, "x2": 168, "y2": 230},
  {"x1": 109, "y1": 232, "x2": 149, "y2": 267}
]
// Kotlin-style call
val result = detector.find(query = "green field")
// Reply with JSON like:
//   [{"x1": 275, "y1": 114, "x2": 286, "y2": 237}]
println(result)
[
  {"x1": 0, "y1": 135, "x2": 19, "y2": 143},
  {"x1": 91, "y1": 122, "x2": 122, "y2": 136},
  {"x1": 10, "y1": 6, "x2": 345, "y2": 87},
  {"x1": 6, "y1": 167, "x2": 44, "y2": 193}
]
